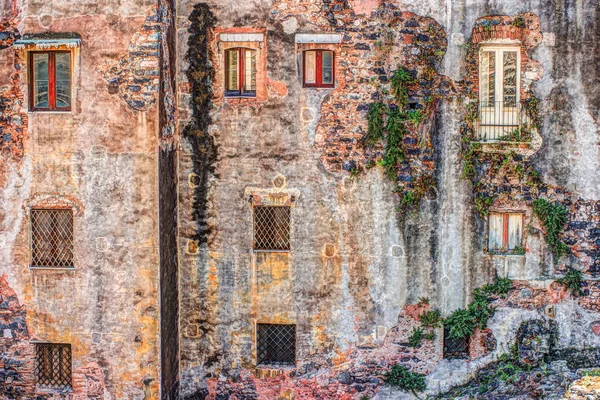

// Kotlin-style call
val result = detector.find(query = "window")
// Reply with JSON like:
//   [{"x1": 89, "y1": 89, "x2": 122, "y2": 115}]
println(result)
[
  {"x1": 478, "y1": 46, "x2": 521, "y2": 140},
  {"x1": 257, "y1": 323, "x2": 296, "y2": 367},
  {"x1": 253, "y1": 206, "x2": 291, "y2": 251},
  {"x1": 443, "y1": 327, "x2": 469, "y2": 359},
  {"x1": 225, "y1": 48, "x2": 256, "y2": 97},
  {"x1": 31, "y1": 209, "x2": 74, "y2": 268},
  {"x1": 29, "y1": 51, "x2": 72, "y2": 111},
  {"x1": 488, "y1": 212, "x2": 524, "y2": 253},
  {"x1": 35, "y1": 343, "x2": 72, "y2": 390},
  {"x1": 303, "y1": 50, "x2": 334, "y2": 88}
]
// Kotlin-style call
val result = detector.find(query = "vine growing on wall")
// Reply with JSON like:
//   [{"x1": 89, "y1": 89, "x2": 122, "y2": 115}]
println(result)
[{"x1": 532, "y1": 198, "x2": 569, "y2": 258}]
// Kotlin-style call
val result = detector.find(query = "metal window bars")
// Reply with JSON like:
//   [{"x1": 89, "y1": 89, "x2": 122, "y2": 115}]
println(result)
[
  {"x1": 35, "y1": 343, "x2": 72, "y2": 389},
  {"x1": 443, "y1": 327, "x2": 470, "y2": 359},
  {"x1": 257, "y1": 323, "x2": 296, "y2": 367},
  {"x1": 31, "y1": 209, "x2": 74, "y2": 268},
  {"x1": 477, "y1": 101, "x2": 531, "y2": 142},
  {"x1": 253, "y1": 206, "x2": 291, "y2": 251}
]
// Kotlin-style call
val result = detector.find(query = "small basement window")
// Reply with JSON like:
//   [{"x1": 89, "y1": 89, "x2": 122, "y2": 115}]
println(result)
[
  {"x1": 29, "y1": 51, "x2": 72, "y2": 111},
  {"x1": 303, "y1": 50, "x2": 334, "y2": 88},
  {"x1": 31, "y1": 209, "x2": 74, "y2": 268},
  {"x1": 443, "y1": 327, "x2": 469, "y2": 359},
  {"x1": 488, "y1": 212, "x2": 524, "y2": 254},
  {"x1": 253, "y1": 206, "x2": 291, "y2": 251},
  {"x1": 36, "y1": 343, "x2": 72, "y2": 390},
  {"x1": 225, "y1": 47, "x2": 256, "y2": 97},
  {"x1": 257, "y1": 323, "x2": 296, "y2": 367}
]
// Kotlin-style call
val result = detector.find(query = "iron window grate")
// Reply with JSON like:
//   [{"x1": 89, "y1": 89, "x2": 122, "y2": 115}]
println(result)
[
  {"x1": 35, "y1": 343, "x2": 72, "y2": 389},
  {"x1": 31, "y1": 209, "x2": 74, "y2": 268},
  {"x1": 443, "y1": 327, "x2": 470, "y2": 359},
  {"x1": 257, "y1": 323, "x2": 296, "y2": 367},
  {"x1": 253, "y1": 206, "x2": 291, "y2": 251}
]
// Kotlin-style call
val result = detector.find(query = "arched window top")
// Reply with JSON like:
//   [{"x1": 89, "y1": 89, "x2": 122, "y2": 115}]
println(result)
[
  {"x1": 302, "y1": 49, "x2": 335, "y2": 88},
  {"x1": 225, "y1": 47, "x2": 257, "y2": 97}
]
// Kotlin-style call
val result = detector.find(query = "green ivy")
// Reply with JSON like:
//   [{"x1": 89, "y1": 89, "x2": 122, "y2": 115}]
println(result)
[
  {"x1": 384, "y1": 365, "x2": 426, "y2": 395},
  {"x1": 408, "y1": 326, "x2": 425, "y2": 347},
  {"x1": 474, "y1": 193, "x2": 495, "y2": 217},
  {"x1": 419, "y1": 309, "x2": 442, "y2": 329},
  {"x1": 532, "y1": 198, "x2": 569, "y2": 258},
  {"x1": 391, "y1": 67, "x2": 414, "y2": 107},
  {"x1": 556, "y1": 268, "x2": 583, "y2": 296},
  {"x1": 366, "y1": 102, "x2": 388, "y2": 146},
  {"x1": 445, "y1": 277, "x2": 513, "y2": 339},
  {"x1": 383, "y1": 108, "x2": 407, "y2": 179}
]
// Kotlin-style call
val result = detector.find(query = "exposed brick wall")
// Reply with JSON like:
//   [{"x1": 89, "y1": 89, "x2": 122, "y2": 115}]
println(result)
[
  {"x1": 0, "y1": 50, "x2": 27, "y2": 159},
  {"x1": 97, "y1": 7, "x2": 163, "y2": 111}
]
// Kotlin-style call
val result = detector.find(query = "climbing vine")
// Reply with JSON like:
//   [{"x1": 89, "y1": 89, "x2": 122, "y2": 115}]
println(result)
[{"x1": 532, "y1": 198, "x2": 569, "y2": 258}]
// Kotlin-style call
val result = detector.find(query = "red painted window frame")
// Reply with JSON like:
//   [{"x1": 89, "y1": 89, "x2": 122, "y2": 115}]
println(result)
[
  {"x1": 224, "y1": 47, "x2": 256, "y2": 98},
  {"x1": 28, "y1": 50, "x2": 72, "y2": 112},
  {"x1": 489, "y1": 212, "x2": 524, "y2": 251},
  {"x1": 302, "y1": 49, "x2": 335, "y2": 88}
]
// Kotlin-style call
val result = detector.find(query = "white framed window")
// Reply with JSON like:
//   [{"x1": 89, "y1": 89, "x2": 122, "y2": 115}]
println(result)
[
  {"x1": 479, "y1": 46, "x2": 520, "y2": 108},
  {"x1": 478, "y1": 45, "x2": 521, "y2": 140},
  {"x1": 488, "y1": 212, "x2": 524, "y2": 253}
]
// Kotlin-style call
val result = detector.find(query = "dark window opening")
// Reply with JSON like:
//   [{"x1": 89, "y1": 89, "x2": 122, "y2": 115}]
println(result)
[
  {"x1": 257, "y1": 323, "x2": 296, "y2": 367},
  {"x1": 29, "y1": 51, "x2": 72, "y2": 111},
  {"x1": 253, "y1": 206, "x2": 291, "y2": 251},
  {"x1": 36, "y1": 343, "x2": 72, "y2": 390},
  {"x1": 443, "y1": 327, "x2": 470, "y2": 359},
  {"x1": 303, "y1": 49, "x2": 334, "y2": 88},
  {"x1": 225, "y1": 48, "x2": 256, "y2": 97},
  {"x1": 31, "y1": 209, "x2": 74, "y2": 268}
]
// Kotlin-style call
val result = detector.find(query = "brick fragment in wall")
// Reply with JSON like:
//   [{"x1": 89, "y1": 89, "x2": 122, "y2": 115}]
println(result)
[
  {"x1": 0, "y1": 51, "x2": 28, "y2": 159},
  {"x1": 97, "y1": 7, "x2": 170, "y2": 112}
]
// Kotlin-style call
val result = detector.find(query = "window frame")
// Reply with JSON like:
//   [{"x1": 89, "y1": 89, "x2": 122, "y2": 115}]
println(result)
[
  {"x1": 30, "y1": 208, "x2": 74, "y2": 269},
  {"x1": 302, "y1": 49, "x2": 335, "y2": 88},
  {"x1": 28, "y1": 50, "x2": 72, "y2": 112},
  {"x1": 224, "y1": 47, "x2": 257, "y2": 98},
  {"x1": 256, "y1": 323, "x2": 296, "y2": 368},
  {"x1": 35, "y1": 342, "x2": 72, "y2": 390},
  {"x1": 487, "y1": 212, "x2": 524, "y2": 254},
  {"x1": 253, "y1": 205, "x2": 291, "y2": 252},
  {"x1": 478, "y1": 45, "x2": 521, "y2": 109}
]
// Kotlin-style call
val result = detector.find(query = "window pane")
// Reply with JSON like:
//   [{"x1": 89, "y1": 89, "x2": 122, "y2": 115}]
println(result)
[
  {"x1": 244, "y1": 49, "x2": 256, "y2": 92},
  {"x1": 55, "y1": 53, "x2": 71, "y2": 107},
  {"x1": 503, "y1": 51, "x2": 518, "y2": 107},
  {"x1": 322, "y1": 51, "x2": 333, "y2": 84},
  {"x1": 507, "y1": 214, "x2": 523, "y2": 250},
  {"x1": 488, "y1": 213, "x2": 503, "y2": 251},
  {"x1": 304, "y1": 51, "x2": 316, "y2": 84},
  {"x1": 33, "y1": 53, "x2": 49, "y2": 108},
  {"x1": 480, "y1": 51, "x2": 495, "y2": 107},
  {"x1": 226, "y1": 50, "x2": 239, "y2": 92}
]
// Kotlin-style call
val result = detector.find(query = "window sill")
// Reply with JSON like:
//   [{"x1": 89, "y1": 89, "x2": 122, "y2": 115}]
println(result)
[
  {"x1": 30, "y1": 266, "x2": 75, "y2": 270},
  {"x1": 28, "y1": 110, "x2": 73, "y2": 114},
  {"x1": 486, "y1": 252, "x2": 525, "y2": 257},
  {"x1": 253, "y1": 250, "x2": 291, "y2": 253}
]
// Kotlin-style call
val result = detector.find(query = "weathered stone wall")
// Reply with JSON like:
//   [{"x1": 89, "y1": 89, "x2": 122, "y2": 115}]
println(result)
[
  {"x1": 0, "y1": 0, "x2": 161, "y2": 398},
  {"x1": 175, "y1": 0, "x2": 600, "y2": 398}
]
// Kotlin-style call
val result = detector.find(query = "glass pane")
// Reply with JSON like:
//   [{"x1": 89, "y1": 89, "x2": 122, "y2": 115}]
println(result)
[
  {"x1": 488, "y1": 213, "x2": 503, "y2": 251},
  {"x1": 507, "y1": 214, "x2": 523, "y2": 250},
  {"x1": 304, "y1": 51, "x2": 316, "y2": 84},
  {"x1": 503, "y1": 51, "x2": 518, "y2": 107},
  {"x1": 480, "y1": 51, "x2": 495, "y2": 107},
  {"x1": 55, "y1": 52, "x2": 71, "y2": 108},
  {"x1": 33, "y1": 53, "x2": 49, "y2": 108},
  {"x1": 322, "y1": 51, "x2": 333, "y2": 84},
  {"x1": 226, "y1": 50, "x2": 238, "y2": 92},
  {"x1": 244, "y1": 49, "x2": 256, "y2": 92}
]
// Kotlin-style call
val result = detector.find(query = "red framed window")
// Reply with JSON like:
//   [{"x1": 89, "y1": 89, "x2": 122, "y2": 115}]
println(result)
[
  {"x1": 303, "y1": 50, "x2": 334, "y2": 88},
  {"x1": 29, "y1": 51, "x2": 72, "y2": 111},
  {"x1": 225, "y1": 48, "x2": 256, "y2": 97},
  {"x1": 488, "y1": 212, "x2": 524, "y2": 253}
]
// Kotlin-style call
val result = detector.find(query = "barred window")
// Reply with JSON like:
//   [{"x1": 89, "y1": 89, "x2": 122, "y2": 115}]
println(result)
[
  {"x1": 257, "y1": 323, "x2": 296, "y2": 367},
  {"x1": 31, "y1": 209, "x2": 74, "y2": 268},
  {"x1": 36, "y1": 343, "x2": 72, "y2": 390},
  {"x1": 443, "y1": 327, "x2": 470, "y2": 359},
  {"x1": 253, "y1": 206, "x2": 291, "y2": 251}
]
